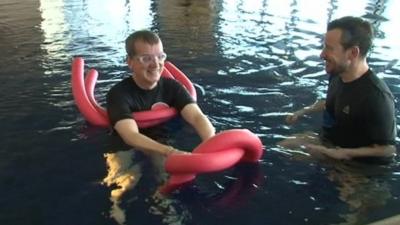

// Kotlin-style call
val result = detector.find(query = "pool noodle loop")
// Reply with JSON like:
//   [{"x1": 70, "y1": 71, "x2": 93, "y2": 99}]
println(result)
[{"x1": 71, "y1": 57, "x2": 196, "y2": 128}]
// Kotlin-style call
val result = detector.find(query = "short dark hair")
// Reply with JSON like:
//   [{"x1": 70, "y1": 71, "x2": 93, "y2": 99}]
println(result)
[
  {"x1": 327, "y1": 16, "x2": 373, "y2": 57},
  {"x1": 125, "y1": 30, "x2": 161, "y2": 57}
]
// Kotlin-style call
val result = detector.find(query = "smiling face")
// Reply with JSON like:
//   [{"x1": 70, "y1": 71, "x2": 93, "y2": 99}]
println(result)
[
  {"x1": 127, "y1": 40, "x2": 165, "y2": 90},
  {"x1": 320, "y1": 29, "x2": 352, "y2": 76}
]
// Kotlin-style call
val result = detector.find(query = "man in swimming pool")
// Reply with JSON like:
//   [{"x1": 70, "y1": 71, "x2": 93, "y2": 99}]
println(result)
[
  {"x1": 106, "y1": 30, "x2": 215, "y2": 156},
  {"x1": 280, "y1": 16, "x2": 397, "y2": 162}
]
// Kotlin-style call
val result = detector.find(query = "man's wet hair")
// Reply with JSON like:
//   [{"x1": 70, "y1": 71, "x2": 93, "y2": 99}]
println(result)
[
  {"x1": 125, "y1": 30, "x2": 161, "y2": 57},
  {"x1": 328, "y1": 16, "x2": 373, "y2": 57}
]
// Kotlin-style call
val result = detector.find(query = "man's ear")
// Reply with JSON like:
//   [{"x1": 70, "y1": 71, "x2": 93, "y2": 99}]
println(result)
[
  {"x1": 126, "y1": 56, "x2": 133, "y2": 70},
  {"x1": 350, "y1": 46, "x2": 360, "y2": 59}
]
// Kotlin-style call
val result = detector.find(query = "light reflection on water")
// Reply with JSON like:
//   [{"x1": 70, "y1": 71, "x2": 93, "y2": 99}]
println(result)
[{"x1": 1, "y1": 0, "x2": 400, "y2": 225}]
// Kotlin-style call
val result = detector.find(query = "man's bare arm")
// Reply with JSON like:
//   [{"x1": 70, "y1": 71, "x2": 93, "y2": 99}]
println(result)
[{"x1": 114, "y1": 119, "x2": 185, "y2": 156}]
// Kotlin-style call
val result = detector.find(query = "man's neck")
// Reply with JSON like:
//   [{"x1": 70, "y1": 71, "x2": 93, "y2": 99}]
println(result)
[
  {"x1": 132, "y1": 76, "x2": 157, "y2": 90},
  {"x1": 340, "y1": 59, "x2": 369, "y2": 83}
]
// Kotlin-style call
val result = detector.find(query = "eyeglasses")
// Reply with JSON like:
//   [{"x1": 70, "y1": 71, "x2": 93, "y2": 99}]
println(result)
[{"x1": 133, "y1": 53, "x2": 167, "y2": 64}]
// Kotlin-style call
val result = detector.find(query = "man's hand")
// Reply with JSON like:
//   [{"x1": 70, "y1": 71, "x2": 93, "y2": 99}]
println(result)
[
  {"x1": 286, "y1": 111, "x2": 303, "y2": 124},
  {"x1": 286, "y1": 100, "x2": 326, "y2": 125},
  {"x1": 164, "y1": 146, "x2": 190, "y2": 156}
]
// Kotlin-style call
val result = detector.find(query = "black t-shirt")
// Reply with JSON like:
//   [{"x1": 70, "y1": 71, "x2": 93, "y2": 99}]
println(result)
[
  {"x1": 106, "y1": 76, "x2": 195, "y2": 126},
  {"x1": 322, "y1": 69, "x2": 396, "y2": 148}
]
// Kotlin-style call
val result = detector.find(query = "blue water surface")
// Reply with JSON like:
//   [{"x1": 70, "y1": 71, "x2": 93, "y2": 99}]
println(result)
[{"x1": 1, "y1": 0, "x2": 400, "y2": 225}]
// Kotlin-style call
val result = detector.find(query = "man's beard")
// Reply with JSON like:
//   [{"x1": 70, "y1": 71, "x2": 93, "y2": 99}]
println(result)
[{"x1": 327, "y1": 62, "x2": 347, "y2": 77}]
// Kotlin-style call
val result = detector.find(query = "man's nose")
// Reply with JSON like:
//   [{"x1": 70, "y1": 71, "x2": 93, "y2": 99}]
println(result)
[
  {"x1": 320, "y1": 50, "x2": 326, "y2": 60},
  {"x1": 147, "y1": 56, "x2": 158, "y2": 66}
]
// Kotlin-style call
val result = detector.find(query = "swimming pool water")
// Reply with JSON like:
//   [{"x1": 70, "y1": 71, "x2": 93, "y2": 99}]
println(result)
[{"x1": 1, "y1": 0, "x2": 399, "y2": 225}]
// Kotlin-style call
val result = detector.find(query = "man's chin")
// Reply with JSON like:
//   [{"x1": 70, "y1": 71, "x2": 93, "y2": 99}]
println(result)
[
  {"x1": 326, "y1": 71, "x2": 338, "y2": 76},
  {"x1": 146, "y1": 73, "x2": 161, "y2": 80},
  {"x1": 325, "y1": 67, "x2": 340, "y2": 76},
  {"x1": 325, "y1": 67, "x2": 336, "y2": 76}
]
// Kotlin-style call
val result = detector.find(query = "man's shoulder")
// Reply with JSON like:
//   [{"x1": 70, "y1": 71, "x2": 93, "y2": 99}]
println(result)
[
  {"x1": 364, "y1": 70, "x2": 393, "y2": 97},
  {"x1": 109, "y1": 77, "x2": 133, "y2": 91},
  {"x1": 160, "y1": 77, "x2": 180, "y2": 85},
  {"x1": 159, "y1": 77, "x2": 185, "y2": 91},
  {"x1": 107, "y1": 77, "x2": 134, "y2": 99}
]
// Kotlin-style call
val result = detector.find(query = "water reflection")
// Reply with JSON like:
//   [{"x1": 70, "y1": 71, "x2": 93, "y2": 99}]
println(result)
[
  {"x1": 101, "y1": 125, "x2": 194, "y2": 225},
  {"x1": 157, "y1": 0, "x2": 220, "y2": 64},
  {"x1": 275, "y1": 142, "x2": 396, "y2": 225},
  {"x1": 327, "y1": 162, "x2": 393, "y2": 225},
  {"x1": 40, "y1": 0, "x2": 155, "y2": 67},
  {"x1": 102, "y1": 151, "x2": 142, "y2": 224},
  {"x1": 2, "y1": 0, "x2": 400, "y2": 224},
  {"x1": 102, "y1": 149, "x2": 193, "y2": 225},
  {"x1": 373, "y1": 0, "x2": 400, "y2": 60}
]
